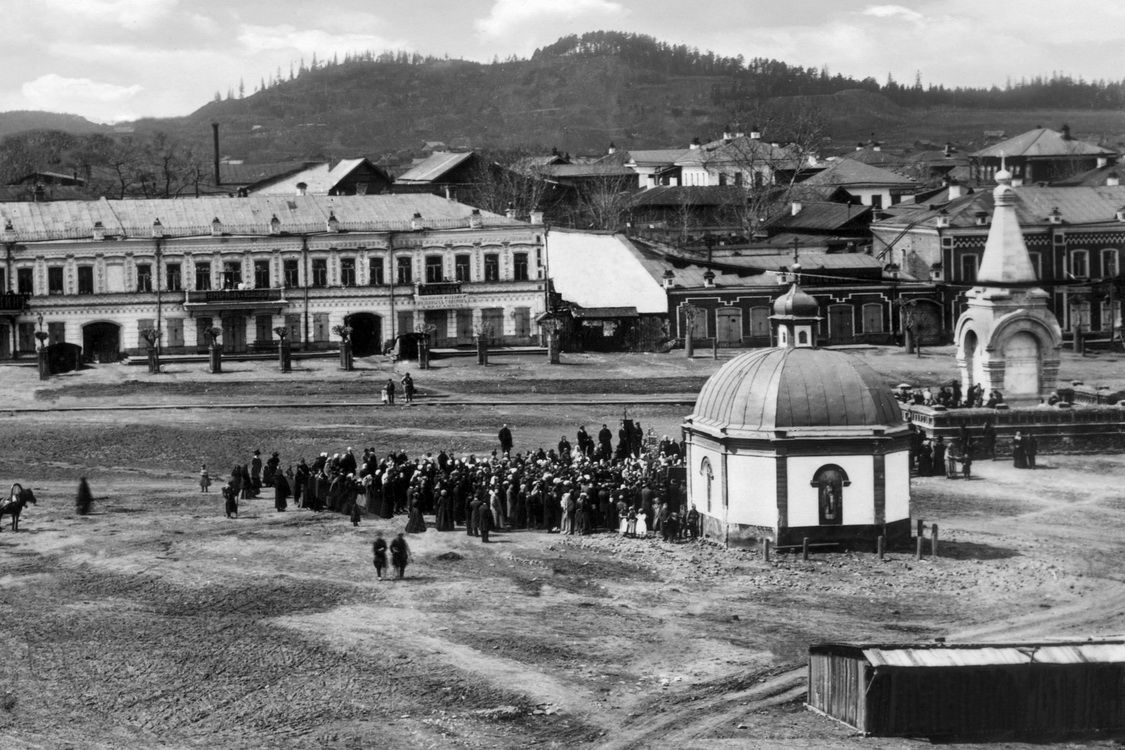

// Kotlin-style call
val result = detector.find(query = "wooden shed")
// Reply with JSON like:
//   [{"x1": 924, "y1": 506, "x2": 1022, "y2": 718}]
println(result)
[{"x1": 808, "y1": 641, "x2": 1125, "y2": 739}]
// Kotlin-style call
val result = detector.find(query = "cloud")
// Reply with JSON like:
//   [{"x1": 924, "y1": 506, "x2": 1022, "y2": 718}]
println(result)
[
  {"x1": 41, "y1": 0, "x2": 180, "y2": 30},
  {"x1": 475, "y1": 0, "x2": 627, "y2": 39},
  {"x1": 862, "y1": 5, "x2": 924, "y2": 23},
  {"x1": 237, "y1": 23, "x2": 403, "y2": 55},
  {"x1": 20, "y1": 74, "x2": 143, "y2": 121}
]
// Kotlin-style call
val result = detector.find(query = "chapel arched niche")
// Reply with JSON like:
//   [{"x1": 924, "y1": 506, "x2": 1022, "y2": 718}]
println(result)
[{"x1": 810, "y1": 464, "x2": 851, "y2": 526}]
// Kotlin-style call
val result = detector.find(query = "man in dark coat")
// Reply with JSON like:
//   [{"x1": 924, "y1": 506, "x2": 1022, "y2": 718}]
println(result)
[
  {"x1": 498, "y1": 424, "x2": 513, "y2": 455},
  {"x1": 250, "y1": 450, "x2": 263, "y2": 495},
  {"x1": 598, "y1": 424, "x2": 613, "y2": 460},
  {"x1": 372, "y1": 534, "x2": 388, "y2": 579},
  {"x1": 475, "y1": 497, "x2": 493, "y2": 543},
  {"x1": 293, "y1": 459, "x2": 308, "y2": 507},
  {"x1": 389, "y1": 533, "x2": 409, "y2": 578}
]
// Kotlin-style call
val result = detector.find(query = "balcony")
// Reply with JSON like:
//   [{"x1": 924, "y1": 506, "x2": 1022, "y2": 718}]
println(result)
[
  {"x1": 0, "y1": 292, "x2": 29, "y2": 314},
  {"x1": 184, "y1": 288, "x2": 288, "y2": 314}
]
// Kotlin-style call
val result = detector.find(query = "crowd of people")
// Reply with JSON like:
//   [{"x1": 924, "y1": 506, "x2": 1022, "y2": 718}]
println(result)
[
  {"x1": 210, "y1": 419, "x2": 703, "y2": 545},
  {"x1": 895, "y1": 382, "x2": 1006, "y2": 409}
]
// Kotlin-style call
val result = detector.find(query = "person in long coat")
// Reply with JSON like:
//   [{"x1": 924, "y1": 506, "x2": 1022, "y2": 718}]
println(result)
[
  {"x1": 239, "y1": 465, "x2": 254, "y2": 500},
  {"x1": 372, "y1": 534, "x2": 388, "y2": 579},
  {"x1": 389, "y1": 533, "x2": 409, "y2": 578},
  {"x1": 76, "y1": 477, "x2": 93, "y2": 516},
  {"x1": 405, "y1": 493, "x2": 427, "y2": 533},
  {"x1": 378, "y1": 472, "x2": 395, "y2": 519},
  {"x1": 274, "y1": 472, "x2": 290, "y2": 512},
  {"x1": 475, "y1": 497, "x2": 494, "y2": 543},
  {"x1": 435, "y1": 489, "x2": 454, "y2": 531},
  {"x1": 1012, "y1": 431, "x2": 1027, "y2": 468}
]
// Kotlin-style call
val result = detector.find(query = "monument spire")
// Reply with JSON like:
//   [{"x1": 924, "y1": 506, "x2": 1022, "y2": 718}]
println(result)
[{"x1": 975, "y1": 165, "x2": 1038, "y2": 286}]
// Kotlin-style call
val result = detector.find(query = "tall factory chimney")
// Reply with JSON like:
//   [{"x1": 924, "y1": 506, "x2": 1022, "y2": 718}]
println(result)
[{"x1": 212, "y1": 122, "x2": 221, "y2": 187}]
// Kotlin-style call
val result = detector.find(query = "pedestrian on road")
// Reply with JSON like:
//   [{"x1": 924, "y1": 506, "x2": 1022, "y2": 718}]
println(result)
[
  {"x1": 385, "y1": 378, "x2": 396, "y2": 406},
  {"x1": 199, "y1": 464, "x2": 211, "y2": 493},
  {"x1": 372, "y1": 534, "x2": 388, "y2": 579},
  {"x1": 402, "y1": 372, "x2": 415, "y2": 404},
  {"x1": 390, "y1": 533, "x2": 409, "y2": 578}
]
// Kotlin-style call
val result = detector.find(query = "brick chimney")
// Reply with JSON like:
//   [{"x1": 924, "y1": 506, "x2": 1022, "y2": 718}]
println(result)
[
  {"x1": 212, "y1": 122, "x2": 221, "y2": 186},
  {"x1": 1107, "y1": 171, "x2": 1120, "y2": 187}
]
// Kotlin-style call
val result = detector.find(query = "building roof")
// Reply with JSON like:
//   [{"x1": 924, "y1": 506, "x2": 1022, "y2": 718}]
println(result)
[
  {"x1": 765, "y1": 201, "x2": 872, "y2": 233},
  {"x1": 626, "y1": 149, "x2": 695, "y2": 168},
  {"x1": 628, "y1": 185, "x2": 749, "y2": 208},
  {"x1": 1052, "y1": 164, "x2": 1122, "y2": 187},
  {"x1": 971, "y1": 127, "x2": 1117, "y2": 159},
  {"x1": 0, "y1": 194, "x2": 520, "y2": 243},
  {"x1": 676, "y1": 136, "x2": 799, "y2": 169},
  {"x1": 545, "y1": 230, "x2": 669, "y2": 314},
  {"x1": 538, "y1": 163, "x2": 636, "y2": 180},
  {"x1": 875, "y1": 184, "x2": 1125, "y2": 230},
  {"x1": 395, "y1": 151, "x2": 477, "y2": 183},
  {"x1": 799, "y1": 158, "x2": 918, "y2": 190},
  {"x1": 687, "y1": 348, "x2": 905, "y2": 437},
  {"x1": 247, "y1": 158, "x2": 390, "y2": 195},
  {"x1": 571, "y1": 306, "x2": 639, "y2": 319},
  {"x1": 217, "y1": 162, "x2": 317, "y2": 189},
  {"x1": 811, "y1": 641, "x2": 1125, "y2": 668}
]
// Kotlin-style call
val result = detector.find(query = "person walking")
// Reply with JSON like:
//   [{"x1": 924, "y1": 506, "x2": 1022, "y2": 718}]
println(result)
[
  {"x1": 402, "y1": 372, "x2": 415, "y2": 404},
  {"x1": 385, "y1": 378, "x2": 396, "y2": 406},
  {"x1": 372, "y1": 534, "x2": 388, "y2": 579},
  {"x1": 498, "y1": 424, "x2": 513, "y2": 456},
  {"x1": 389, "y1": 533, "x2": 409, "y2": 579}
]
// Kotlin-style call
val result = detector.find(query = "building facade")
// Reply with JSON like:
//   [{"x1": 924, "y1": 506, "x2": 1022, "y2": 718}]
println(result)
[{"x1": 0, "y1": 194, "x2": 546, "y2": 360}]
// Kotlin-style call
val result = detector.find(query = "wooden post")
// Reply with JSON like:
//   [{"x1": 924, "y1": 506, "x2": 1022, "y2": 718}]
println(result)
[
  {"x1": 916, "y1": 518, "x2": 924, "y2": 539},
  {"x1": 916, "y1": 535, "x2": 924, "y2": 560},
  {"x1": 763, "y1": 538, "x2": 771, "y2": 563},
  {"x1": 931, "y1": 523, "x2": 939, "y2": 557},
  {"x1": 877, "y1": 535, "x2": 885, "y2": 561},
  {"x1": 712, "y1": 336, "x2": 718, "y2": 359},
  {"x1": 802, "y1": 537, "x2": 809, "y2": 561}
]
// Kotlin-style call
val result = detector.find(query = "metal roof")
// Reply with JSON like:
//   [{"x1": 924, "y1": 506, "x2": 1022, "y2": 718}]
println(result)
[
  {"x1": 972, "y1": 128, "x2": 1116, "y2": 159},
  {"x1": 813, "y1": 641, "x2": 1125, "y2": 668},
  {"x1": 799, "y1": 158, "x2": 918, "y2": 189},
  {"x1": 765, "y1": 201, "x2": 872, "y2": 232},
  {"x1": 628, "y1": 185, "x2": 749, "y2": 208},
  {"x1": 688, "y1": 348, "x2": 905, "y2": 436},
  {"x1": 571, "y1": 306, "x2": 639, "y2": 319},
  {"x1": 626, "y1": 149, "x2": 695, "y2": 167},
  {"x1": 395, "y1": 152, "x2": 476, "y2": 183},
  {"x1": 0, "y1": 194, "x2": 519, "y2": 242},
  {"x1": 248, "y1": 158, "x2": 387, "y2": 195},
  {"x1": 876, "y1": 184, "x2": 1125, "y2": 230}
]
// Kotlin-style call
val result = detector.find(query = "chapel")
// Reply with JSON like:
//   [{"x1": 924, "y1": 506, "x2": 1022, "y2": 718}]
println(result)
[{"x1": 683, "y1": 280, "x2": 912, "y2": 548}]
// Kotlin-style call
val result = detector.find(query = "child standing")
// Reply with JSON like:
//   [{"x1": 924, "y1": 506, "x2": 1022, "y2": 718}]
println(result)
[{"x1": 199, "y1": 464, "x2": 211, "y2": 493}]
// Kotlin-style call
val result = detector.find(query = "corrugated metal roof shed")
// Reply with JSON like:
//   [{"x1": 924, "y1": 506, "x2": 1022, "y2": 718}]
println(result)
[
  {"x1": 877, "y1": 184, "x2": 1125, "y2": 229},
  {"x1": 800, "y1": 158, "x2": 918, "y2": 188},
  {"x1": 814, "y1": 640, "x2": 1125, "y2": 667}
]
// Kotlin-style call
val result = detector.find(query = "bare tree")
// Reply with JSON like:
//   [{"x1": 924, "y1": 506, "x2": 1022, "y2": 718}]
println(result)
[
  {"x1": 466, "y1": 149, "x2": 555, "y2": 220},
  {"x1": 570, "y1": 172, "x2": 635, "y2": 231}
]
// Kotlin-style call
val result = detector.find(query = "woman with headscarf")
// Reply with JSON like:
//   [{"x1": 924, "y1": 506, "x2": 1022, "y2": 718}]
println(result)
[
  {"x1": 274, "y1": 470, "x2": 290, "y2": 512},
  {"x1": 435, "y1": 489, "x2": 454, "y2": 531}
]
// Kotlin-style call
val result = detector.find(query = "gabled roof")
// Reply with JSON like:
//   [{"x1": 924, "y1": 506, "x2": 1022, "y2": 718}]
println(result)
[
  {"x1": 395, "y1": 151, "x2": 477, "y2": 183},
  {"x1": 218, "y1": 162, "x2": 317, "y2": 188},
  {"x1": 0, "y1": 193, "x2": 520, "y2": 243},
  {"x1": 248, "y1": 158, "x2": 391, "y2": 195},
  {"x1": 799, "y1": 158, "x2": 918, "y2": 189},
  {"x1": 971, "y1": 128, "x2": 1116, "y2": 159},
  {"x1": 1052, "y1": 163, "x2": 1122, "y2": 187},
  {"x1": 873, "y1": 184, "x2": 1125, "y2": 230},
  {"x1": 538, "y1": 163, "x2": 636, "y2": 179}
]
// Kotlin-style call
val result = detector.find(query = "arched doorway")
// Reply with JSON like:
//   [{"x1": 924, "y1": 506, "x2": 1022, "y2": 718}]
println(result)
[
  {"x1": 1003, "y1": 331, "x2": 1040, "y2": 397},
  {"x1": 83, "y1": 322, "x2": 121, "y2": 363},
  {"x1": 811, "y1": 464, "x2": 851, "y2": 526},
  {"x1": 348, "y1": 313, "x2": 383, "y2": 356},
  {"x1": 962, "y1": 329, "x2": 980, "y2": 388}
]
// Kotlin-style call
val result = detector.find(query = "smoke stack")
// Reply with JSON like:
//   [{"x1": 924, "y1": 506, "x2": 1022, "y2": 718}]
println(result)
[{"x1": 212, "y1": 122, "x2": 221, "y2": 186}]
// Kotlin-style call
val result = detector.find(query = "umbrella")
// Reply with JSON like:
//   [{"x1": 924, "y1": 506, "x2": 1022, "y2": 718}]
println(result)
[{"x1": 895, "y1": 383, "x2": 913, "y2": 389}]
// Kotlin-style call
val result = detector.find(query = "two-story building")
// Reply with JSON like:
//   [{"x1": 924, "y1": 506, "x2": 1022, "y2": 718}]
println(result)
[
  {"x1": 870, "y1": 182, "x2": 1125, "y2": 339},
  {"x1": 0, "y1": 193, "x2": 546, "y2": 360}
]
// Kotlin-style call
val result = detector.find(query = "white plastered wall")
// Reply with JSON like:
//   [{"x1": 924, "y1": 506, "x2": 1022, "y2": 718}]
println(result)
[{"x1": 786, "y1": 454, "x2": 875, "y2": 527}]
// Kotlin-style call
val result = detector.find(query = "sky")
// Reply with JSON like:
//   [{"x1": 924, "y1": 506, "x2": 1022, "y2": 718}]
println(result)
[{"x1": 4, "y1": 0, "x2": 1124, "y2": 124}]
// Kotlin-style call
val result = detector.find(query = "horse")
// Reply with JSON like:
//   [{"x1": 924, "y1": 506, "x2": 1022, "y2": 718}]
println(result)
[{"x1": 0, "y1": 483, "x2": 37, "y2": 532}]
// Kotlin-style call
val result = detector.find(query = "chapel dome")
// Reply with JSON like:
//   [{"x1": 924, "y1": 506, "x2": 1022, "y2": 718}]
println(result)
[
  {"x1": 772, "y1": 282, "x2": 820, "y2": 318},
  {"x1": 688, "y1": 348, "x2": 904, "y2": 435}
]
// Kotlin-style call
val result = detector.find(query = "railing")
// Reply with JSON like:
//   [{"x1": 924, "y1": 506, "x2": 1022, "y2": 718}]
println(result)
[
  {"x1": 416, "y1": 281, "x2": 462, "y2": 296},
  {"x1": 186, "y1": 289, "x2": 284, "y2": 303},
  {"x1": 0, "y1": 292, "x2": 29, "y2": 312}
]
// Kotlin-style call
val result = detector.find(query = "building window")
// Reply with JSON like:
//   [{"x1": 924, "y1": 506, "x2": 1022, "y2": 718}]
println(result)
[
  {"x1": 811, "y1": 464, "x2": 850, "y2": 526},
  {"x1": 455, "y1": 254, "x2": 471, "y2": 282},
  {"x1": 284, "y1": 259, "x2": 300, "y2": 287},
  {"x1": 700, "y1": 456, "x2": 714, "y2": 512},
  {"x1": 136, "y1": 264, "x2": 152, "y2": 293},
  {"x1": 368, "y1": 258, "x2": 384, "y2": 286},
  {"x1": 48, "y1": 267, "x2": 65, "y2": 295},
  {"x1": 396, "y1": 257, "x2": 412, "y2": 285},
  {"x1": 1101, "y1": 249, "x2": 1118, "y2": 278},
  {"x1": 254, "y1": 260, "x2": 270, "y2": 288},
  {"x1": 195, "y1": 262, "x2": 211, "y2": 291},
  {"x1": 425, "y1": 255, "x2": 443, "y2": 283},
  {"x1": 340, "y1": 257, "x2": 356, "y2": 287},
  {"x1": 870, "y1": 194, "x2": 883, "y2": 209},
  {"x1": 1070, "y1": 249, "x2": 1089, "y2": 279},
  {"x1": 311, "y1": 258, "x2": 327, "y2": 287},
  {"x1": 48, "y1": 321, "x2": 65, "y2": 345},
  {"x1": 484, "y1": 253, "x2": 499, "y2": 282},
  {"x1": 0, "y1": 268, "x2": 4, "y2": 292},
  {"x1": 221, "y1": 262, "x2": 241, "y2": 290},
  {"x1": 960, "y1": 254, "x2": 978, "y2": 283},
  {"x1": 513, "y1": 252, "x2": 529, "y2": 281},
  {"x1": 166, "y1": 263, "x2": 182, "y2": 291},
  {"x1": 17, "y1": 268, "x2": 33, "y2": 295},
  {"x1": 77, "y1": 266, "x2": 94, "y2": 295}
]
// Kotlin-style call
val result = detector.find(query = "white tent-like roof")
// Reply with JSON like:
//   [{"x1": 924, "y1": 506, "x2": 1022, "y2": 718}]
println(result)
[{"x1": 546, "y1": 229, "x2": 667, "y2": 314}]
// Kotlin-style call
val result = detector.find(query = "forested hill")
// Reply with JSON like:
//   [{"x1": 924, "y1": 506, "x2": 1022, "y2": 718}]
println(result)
[{"x1": 4, "y1": 31, "x2": 1124, "y2": 174}]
